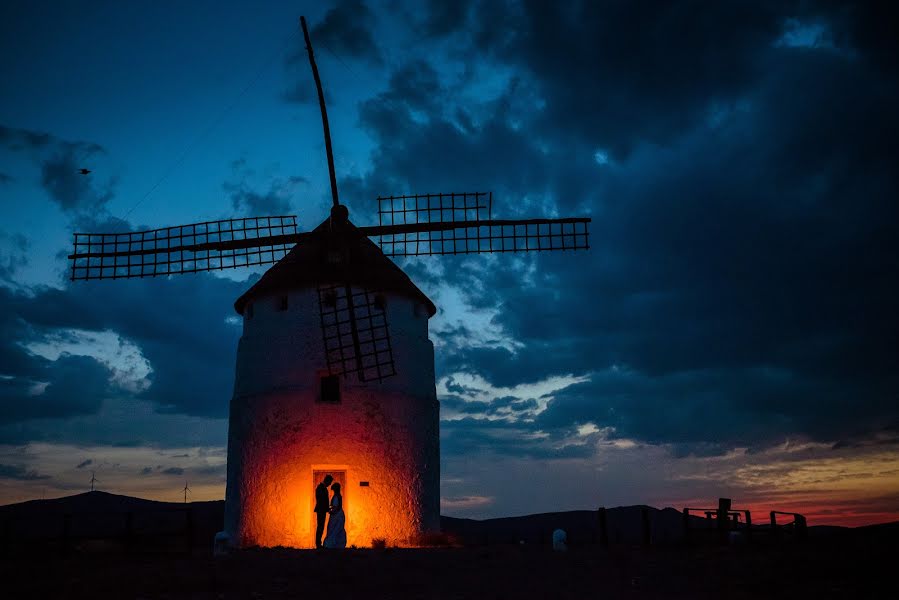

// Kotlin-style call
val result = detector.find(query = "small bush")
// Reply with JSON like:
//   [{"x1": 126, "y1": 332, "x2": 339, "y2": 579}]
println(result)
[{"x1": 371, "y1": 538, "x2": 387, "y2": 550}]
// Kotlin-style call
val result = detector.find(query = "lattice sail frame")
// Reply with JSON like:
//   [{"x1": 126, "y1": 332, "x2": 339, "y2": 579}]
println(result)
[
  {"x1": 317, "y1": 282, "x2": 396, "y2": 382},
  {"x1": 70, "y1": 216, "x2": 297, "y2": 280},
  {"x1": 378, "y1": 192, "x2": 492, "y2": 228},
  {"x1": 373, "y1": 218, "x2": 590, "y2": 257},
  {"x1": 373, "y1": 192, "x2": 590, "y2": 256}
]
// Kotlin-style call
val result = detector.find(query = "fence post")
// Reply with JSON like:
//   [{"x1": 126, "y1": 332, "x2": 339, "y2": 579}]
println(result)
[
  {"x1": 795, "y1": 514, "x2": 808, "y2": 541},
  {"x1": 597, "y1": 507, "x2": 609, "y2": 548},
  {"x1": 716, "y1": 498, "x2": 731, "y2": 545}
]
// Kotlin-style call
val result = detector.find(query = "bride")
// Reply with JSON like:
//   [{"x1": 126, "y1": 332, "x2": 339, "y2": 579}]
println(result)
[{"x1": 322, "y1": 482, "x2": 346, "y2": 548}]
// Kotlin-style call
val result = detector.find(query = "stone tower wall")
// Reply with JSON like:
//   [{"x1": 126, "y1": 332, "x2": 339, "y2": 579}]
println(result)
[{"x1": 224, "y1": 287, "x2": 439, "y2": 548}]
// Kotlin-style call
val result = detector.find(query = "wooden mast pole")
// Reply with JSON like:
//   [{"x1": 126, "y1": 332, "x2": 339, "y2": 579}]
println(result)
[{"x1": 300, "y1": 16, "x2": 340, "y2": 210}]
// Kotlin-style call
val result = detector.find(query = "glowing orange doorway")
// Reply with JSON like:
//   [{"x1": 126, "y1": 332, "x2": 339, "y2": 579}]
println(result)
[{"x1": 312, "y1": 469, "x2": 346, "y2": 542}]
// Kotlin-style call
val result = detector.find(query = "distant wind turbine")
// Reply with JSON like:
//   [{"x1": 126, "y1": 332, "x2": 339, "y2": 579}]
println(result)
[
  {"x1": 183, "y1": 481, "x2": 191, "y2": 503},
  {"x1": 89, "y1": 471, "x2": 99, "y2": 492}
]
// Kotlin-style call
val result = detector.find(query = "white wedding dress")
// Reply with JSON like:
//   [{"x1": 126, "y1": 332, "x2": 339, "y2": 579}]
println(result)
[{"x1": 323, "y1": 493, "x2": 347, "y2": 548}]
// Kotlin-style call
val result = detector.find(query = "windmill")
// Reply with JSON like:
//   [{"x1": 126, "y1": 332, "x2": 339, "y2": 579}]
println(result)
[
  {"x1": 183, "y1": 481, "x2": 191, "y2": 504},
  {"x1": 66, "y1": 17, "x2": 591, "y2": 549},
  {"x1": 89, "y1": 471, "x2": 98, "y2": 492},
  {"x1": 67, "y1": 17, "x2": 590, "y2": 383}
]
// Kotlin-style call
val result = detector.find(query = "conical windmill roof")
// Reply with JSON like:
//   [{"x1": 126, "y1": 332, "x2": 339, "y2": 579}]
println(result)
[{"x1": 234, "y1": 216, "x2": 436, "y2": 317}]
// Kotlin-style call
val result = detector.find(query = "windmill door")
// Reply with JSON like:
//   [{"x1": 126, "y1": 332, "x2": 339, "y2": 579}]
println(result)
[{"x1": 312, "y1": 469, "x2": 347, "y2": 534}]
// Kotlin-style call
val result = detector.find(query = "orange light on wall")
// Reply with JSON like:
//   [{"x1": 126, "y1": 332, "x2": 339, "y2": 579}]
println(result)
[{"x1": 225, "y1": 383, "x2": 440, "y2": 549}]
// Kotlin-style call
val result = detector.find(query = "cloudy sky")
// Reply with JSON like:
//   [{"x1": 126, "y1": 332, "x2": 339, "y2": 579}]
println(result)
[{"x1": 1, "y1": 1, "x2": 896, "y2": 527}]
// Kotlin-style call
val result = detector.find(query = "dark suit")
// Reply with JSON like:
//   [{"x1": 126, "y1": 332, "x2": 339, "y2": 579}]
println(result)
[{"x1": 314, "y1": 482, "x2": 330, "y2": 547}]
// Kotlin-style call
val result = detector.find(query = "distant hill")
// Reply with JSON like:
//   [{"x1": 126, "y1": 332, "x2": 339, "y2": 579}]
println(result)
[
  {"x1": 0, "y1": 491, "x2": 223, "y2": 546},
  {"x1": 2, "y1": 491, "x2": 885, "y2": 551},
  {"x1": 0, "y1": 490, "x2": 217, "y2": 517},
  {"x1": 0, "y1": 492, "x2": 710, "y2": 547},
  {"x1": 441, "y1": 505, "x2": 701, "y2": 545}
]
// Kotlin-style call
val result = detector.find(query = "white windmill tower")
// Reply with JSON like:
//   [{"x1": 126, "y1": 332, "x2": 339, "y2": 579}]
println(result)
[{"x1": 67, "y1": 16, "x2": 590, "y2": 549}]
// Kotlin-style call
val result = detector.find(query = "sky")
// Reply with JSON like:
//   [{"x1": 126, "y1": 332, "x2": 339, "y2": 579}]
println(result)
[{"x1": 0, "y1": 0, "x2": 897, "y2": 527}]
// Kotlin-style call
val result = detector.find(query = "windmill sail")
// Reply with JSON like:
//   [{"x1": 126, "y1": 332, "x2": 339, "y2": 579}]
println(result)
[
  {"x1": 69, "y1": 216, "x2": 301, "y2": 280},
  {"x1": 378, "y1": 192, "x2": 492, "y2": 228},
  {"x1": 317, "y1": 282, "x2": 396, "y2": 382},
  {"x1": 370, "y1": 192, "x2": 589, "y2": 256},
  {"x1": 362, "y1": 216, "x2": 590, "y2": 256}
]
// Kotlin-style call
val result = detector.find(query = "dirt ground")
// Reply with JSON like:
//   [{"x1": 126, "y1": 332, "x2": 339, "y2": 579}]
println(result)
[{"x1": 1, "y1": 539, "x2": 891, "y2": 599}]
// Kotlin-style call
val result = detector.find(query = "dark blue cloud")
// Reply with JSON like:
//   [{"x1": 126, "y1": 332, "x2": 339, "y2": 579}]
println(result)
[
  {"x1": 0, "y1": 288, "x2": 113, "y2": 426},
  {"x1": 417, "y1": 0, "x2": 474, "y2": 37},
  {"x1": 343, "y1": 0, "x2": 899, "y2": 455},
  {"x1": 0, "y1": 232, "x2": 28, "y2": 284},
  {"x1": 223, "y1": 159, "x2": 307, "y2": 216},
  {"x1": 441, "y1": 394, "x2": 538, "y2": 417},
  {"x1": 0, "y1": 464, "x2": 50, "y2": 481},
  {"x1": 0, "y1": 125, "x2": 54, "y2": 152},
  {"x1": 40, "y1": 147, "x2": 112, "y2": 213},
  {"x1": 0, "y1": 272, "x2": 246, "y2": 440},
  {"x1": 441, "y1": 416, "x2": 597, "y2": 460},
  {"x1": 0, "y1": 354, "x2": 110, "y2": 425},
  {"x1": 1, "y1": 124, "x2": 112, "y2": 213},
  {"x1": 286, "y1": 0, "x2": 382, "y2": 67}
]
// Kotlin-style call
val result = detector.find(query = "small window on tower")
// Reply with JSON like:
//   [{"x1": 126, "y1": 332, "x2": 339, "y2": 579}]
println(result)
[
  {"x1": 277, "y1": 295, "x2": 288, "y2": 311},
  {"x1": 373, "y1": 293, "x2": 386, "y2": 311},
  {"x1": 246, "y1": 302, "x2": 254, "y2": 319},
  {"x1": 319, "y1": 374, "x2": 340, "y2": 404}
]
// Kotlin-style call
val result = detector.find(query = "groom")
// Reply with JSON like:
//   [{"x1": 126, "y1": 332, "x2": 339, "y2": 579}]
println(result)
[{"x1": 314, "y1": 474, "x2": 333, "y2": 548}]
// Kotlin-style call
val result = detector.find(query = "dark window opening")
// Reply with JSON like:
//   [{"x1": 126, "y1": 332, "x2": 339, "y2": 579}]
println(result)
[
  {"x1": 277, "y1": 295, "x2": 288, "y2": 311},
  {"x1": 319, "y1": 374, "x2": 340, "y2": 403},
  {"x1": 373, "y1": 293, "x2": 386, "y2": 311}
]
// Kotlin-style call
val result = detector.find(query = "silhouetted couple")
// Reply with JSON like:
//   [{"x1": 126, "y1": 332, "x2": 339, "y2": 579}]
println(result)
[{"x1": 314, "y1": 474, "x2": 346, "y2": 548}]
